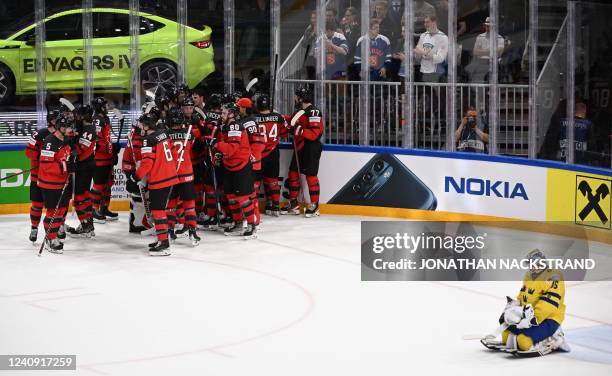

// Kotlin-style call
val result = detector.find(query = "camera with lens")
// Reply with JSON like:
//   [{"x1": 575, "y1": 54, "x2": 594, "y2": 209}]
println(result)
[{"x1": 466, "y1": 116, "x2": 477, "y2": 129}]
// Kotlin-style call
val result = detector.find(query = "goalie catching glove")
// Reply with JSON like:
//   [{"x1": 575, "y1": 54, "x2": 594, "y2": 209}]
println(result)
[{"x1": 504, "y1": 303, "x2": 537, "y2": 329}]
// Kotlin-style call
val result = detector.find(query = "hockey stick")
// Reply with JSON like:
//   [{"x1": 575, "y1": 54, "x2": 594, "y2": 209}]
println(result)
[
  {"x1": 0, "y1": 168, "x2": 33, "y2": 182},
  {"x1": 112, "y1": 109, "x2": 127, "y2": 149},
  {"x1": 38, "y1": 174, "x2": 72, "y2": 256},
  {"x1": 145, "y1": 90, "x2": 156, "y2": 102},
  {"x1": 462, "y1": 323, "x2": 508, "y2": 340},
  {"x1": 194, "y1": 107, "x2": 206, "y2": 121},
  {"x1": 207, "y1": 145, "x2": 223, "y2": 224},
  {"x1": 288, "y1": 110, "x2": 308, "y2": 205},
  {"x1": 245, "y1": 77, "x2": 258, "y2": 94},
  {"x1": 59, "y1": 98, "x2": 75, "y2": 111},
  {"x1": 164, "y1": 123, "x2": 193, "y2": 207}
]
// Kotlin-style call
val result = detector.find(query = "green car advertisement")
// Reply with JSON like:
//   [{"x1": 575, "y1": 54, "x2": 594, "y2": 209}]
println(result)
[
  {"x1": 0, "y1": 149, "x2": 31, "y2": 204},
  {"x1": 0, "y1": 8, "x2": 215, "y2": 104}
]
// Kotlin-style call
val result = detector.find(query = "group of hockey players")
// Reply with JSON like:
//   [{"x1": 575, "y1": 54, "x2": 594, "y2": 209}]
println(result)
[{"x1": 25, "y1": 84, "x2": 324, "y2": 256}]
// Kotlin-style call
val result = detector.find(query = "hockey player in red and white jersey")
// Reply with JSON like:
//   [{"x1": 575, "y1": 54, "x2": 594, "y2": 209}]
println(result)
[
  {"x1": 38, "y1": 114, "x2": 76, "y2": 254},
  {"x1": 199, "y1": 94, "x2": 225, "y2": 230},
  {"x1": 253, "y1": 93, "x2": 289, "y2": 217},
  {"x1": 283, "y1": 86, "x2": 324, "y2": 217},
  {"x1": 165, "y1": 107, "x2": 201, "y2": 245},
  {"x1": 122, "y1": 113, "x2": 153, "y2": 234},
  {"x1": 208, "y1": 102, "x2": 257, "y2": 239},
  {"x1": 25, "y1": 108, "x2": 59, "y2": 243},
  {"x1": 237, "y1": 97, "x2": 265, "y2": 227},
  {"x1": 90, "y1": 97, "x2": 119, "y2": 223},
  {"x1": 66, "y1": 104, "x2": 98, "y2": 238}
]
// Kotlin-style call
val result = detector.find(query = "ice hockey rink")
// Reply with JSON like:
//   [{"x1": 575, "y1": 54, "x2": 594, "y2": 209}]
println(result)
[{"x1": 0, "y1": 213, "x2": 611, "y2": 376}]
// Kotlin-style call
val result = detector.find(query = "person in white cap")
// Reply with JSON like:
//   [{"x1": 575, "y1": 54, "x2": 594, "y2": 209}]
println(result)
[{"x1": 467, "y1": 16, "x2": 505, "y2": 83}]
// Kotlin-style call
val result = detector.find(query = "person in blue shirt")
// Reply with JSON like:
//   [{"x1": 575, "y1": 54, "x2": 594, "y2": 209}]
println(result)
[
  {"x1": 355, "y1": 19, "x2": 392, "y2": 81},
  {"x1": 315, "y1": 21, "x2": 349, "y2": 80}
]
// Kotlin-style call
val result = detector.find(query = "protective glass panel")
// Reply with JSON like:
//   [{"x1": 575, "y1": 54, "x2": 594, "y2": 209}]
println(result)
[
  {"x1": 233, "y1": 1, "x2": 271, "y2": 96},
  {"x1": 535, "y1": 1, "x2": 568, "y2": 164},
  {"x1": 495, "y1": 0, "x2": 529, "y2": 157},
  {"x1": 572, "y1": 1, "x2": 611, "y2": 168},
  {"x1": 276, "y1": 0, "x2": 317, "y2": 119},
  {"x1": 0, "y1": 0, "x2": 38, "y2": 149},
  {"x1": 410, "y1": 0, "x2": 449, "y2": 150}
]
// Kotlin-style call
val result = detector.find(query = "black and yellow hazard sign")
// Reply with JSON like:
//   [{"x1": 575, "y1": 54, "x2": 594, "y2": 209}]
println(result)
[{"x1": 575, "y1": 175, "x2": 611, "y2": 229}]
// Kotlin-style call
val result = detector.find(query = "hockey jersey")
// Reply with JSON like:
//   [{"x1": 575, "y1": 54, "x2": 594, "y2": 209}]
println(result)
[
  {"x1": 167, "y1": 126, "x2": 196, "y2": 183},
  {"x1": 517, "y1": 269, "x2": 566, "y2": 326},
  {"x1": 122, "y1": 130, "x2": 144, "y2": 174},
  {"x1": 314, "y1": 32, "x2": 349, "y2": 79},
  {"x1": 291, "y1": 104, "x2": 324, "y2": 152},
  {"x1": 75, "y1": 121, "x2": 97, "y2": 162},
  {"x1": 557, "y1": 117, "x2": 593, "y2": 164},
  {"x1": 355, "y1": 34, "x2": 392, "y2": 80},
  {"x1": 93, "y1": 113, "x2": 113, "y2": 166},
  {"x1": 241, "y1": 116, "x2": 266, "y2": 171},
  {"x1": 254, "y1": 112, "x2": 289, "y2": 158},
  {"x1": 137, "y1": 131, "x2": 179, "y2": 190},
  {"x1": 25, "y1": 128, "x2": 52, "y2": 183},
  {"x1": 38, "y1": 133, "x2": 72, "y2": 190},
  {"x1": 415, "y1": 30, "x2": 449, "y2": 74},
  {"x1": 217, "y1": 120, "x2": 252, "y2": 172}
]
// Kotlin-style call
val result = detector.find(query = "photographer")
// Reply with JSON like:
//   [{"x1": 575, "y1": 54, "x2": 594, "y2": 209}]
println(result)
[{"x1": 455, "y1": 106, "x2": 489, "y2": 153}]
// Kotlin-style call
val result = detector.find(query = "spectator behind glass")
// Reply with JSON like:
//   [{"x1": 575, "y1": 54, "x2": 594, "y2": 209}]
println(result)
[
  {"x1": 326, "y1": 7, "x2": 339, "y2": 30},
  {"x1": 455, "y1": 106, "x2": 490, "y2": 153},
  {"x1": 374, "y1": 0, "x2": 400, "y2": 42},
  {"x1": 466, "y1": 16, "x2": 505, "y2": 83},
  {"x1": 393, "y1": 16, "x2": 407, "y2": 80},
  {"x1": 314, "y1": 21, "x2": 349, "y2": 80},
  {"x1": 414, "y1": 0, "x2": 436, "y2": 35},
  {"x1": 342, "y1": 7, "x2": 360, "y2": 62},
  {"x1": 301, "y1": 11, "x2": 317, "y2": 80},
  {"x1": 540, "y1": 101, "x2": 597, "y2": 165},
  {"x1": 355, "y1": 19, "x2": 392, "y2": 81},
  {"x1": 414, "y1": 15, "x2": 448, "y2": 83}
]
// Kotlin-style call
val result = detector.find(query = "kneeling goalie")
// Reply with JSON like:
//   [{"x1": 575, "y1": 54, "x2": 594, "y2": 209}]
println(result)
[{"x1": 481, "y1": 249, "x2": 570, "y2": 356}]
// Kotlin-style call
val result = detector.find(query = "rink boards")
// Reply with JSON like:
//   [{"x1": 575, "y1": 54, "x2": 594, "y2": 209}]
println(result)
[{"x1": 1, "y1": 143, "x2": 610, "y2": 237}]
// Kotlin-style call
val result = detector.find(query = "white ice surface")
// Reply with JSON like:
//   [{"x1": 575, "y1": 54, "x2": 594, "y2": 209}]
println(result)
[{"x1": 0, "y1": 213, "x2": 611, "y2": 376}]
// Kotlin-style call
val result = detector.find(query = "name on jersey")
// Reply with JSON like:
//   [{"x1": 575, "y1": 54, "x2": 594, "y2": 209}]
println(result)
[
  {"x1": 169, "y1": 132, "x2": 192, "y2": 140},
  {"x1": 256, "y1": 115, "x2": 280, "y2": 123},
  {"x1": 445, "y1": 176, "x2": 529, "y2": 200},
  {"x1": 24, "y1": 55, "x2": 133, "y2": 73}
]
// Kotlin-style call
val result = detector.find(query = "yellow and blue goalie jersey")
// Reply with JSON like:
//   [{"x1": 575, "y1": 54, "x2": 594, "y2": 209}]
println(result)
[{"x1": 517, "y1": 269, "x2": 566, "y2": 325}]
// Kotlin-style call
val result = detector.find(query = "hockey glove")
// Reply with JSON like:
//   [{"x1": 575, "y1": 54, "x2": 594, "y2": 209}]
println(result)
[
  {"x1": 213, "y1": 152, "x2": 223, "y2": 167},
  {"x1": 66, "y1": 158, "x2": 77, "y2": 173},
  {"x1": 504, "y1": 304, "x2": 537, "y2": 329},
  {"x1": 499, "y1": 296, "x2": 521, "y2": 324},
  {"x1": 124, "y1": 171, "x2": 137, "y2": 194},
  {"x1": 112, "y1": 143, "x2": 121, "y2": 155},
  {"x1": 516, "y1": 304, "x2": 537, "y2": 329},
  {"x1": 206, "y1": 137, "x2": 217, "y2": 148},
  {"x1": 294, "y1": 125, "x2": 303, "y2": 136}
]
